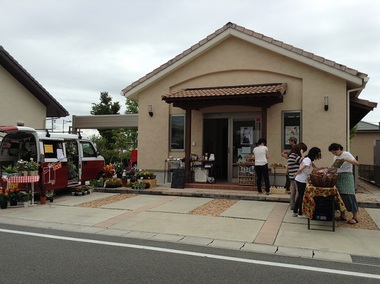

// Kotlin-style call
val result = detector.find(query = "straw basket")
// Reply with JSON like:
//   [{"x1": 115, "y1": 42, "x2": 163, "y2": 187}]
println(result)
[{"x1": 309, "y1": 170, "x2": 338, "y2": 187}]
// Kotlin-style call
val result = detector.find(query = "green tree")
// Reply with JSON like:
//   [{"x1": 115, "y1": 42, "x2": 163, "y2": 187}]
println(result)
[
  {"x1": 90, "y1": 93, "x2": 138, "y2": 165},
  {"x1": 124, "y1": 98, "x2": 138, "y2": 150},
  {"x1": 91, "y1": 92, "x2": 121, "y2": 145}
]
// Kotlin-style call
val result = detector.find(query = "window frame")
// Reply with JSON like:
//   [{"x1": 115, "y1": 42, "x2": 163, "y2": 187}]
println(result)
[
  {"x1": 282, "y1": 111, "x2": 302, "y2": 151},
  {"x1": 170, "y1": 114, "x2": 185, "y2": 151}
]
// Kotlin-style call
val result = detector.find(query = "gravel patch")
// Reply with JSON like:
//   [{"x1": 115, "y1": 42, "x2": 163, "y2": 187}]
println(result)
[
  {"x1": 189, "y1": 199, "x2": 238, "y2": 216},
  {"x1": 75, "y1": 194, "x2": 137, "y2": 208}
]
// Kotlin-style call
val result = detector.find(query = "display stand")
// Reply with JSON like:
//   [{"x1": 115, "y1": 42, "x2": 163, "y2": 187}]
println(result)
[
  {"x1": 191, "y1": 159, "x2": 214, "y2": 183},
  {"x1": 303, "y1": 185, "x2": 346, "y2": 232},
  {"x1": 6, "y1": 175, "x2": 40, "y2": 206},
  {"x1": 235, "y1": 163, "x2": 255, "y2": 186}
]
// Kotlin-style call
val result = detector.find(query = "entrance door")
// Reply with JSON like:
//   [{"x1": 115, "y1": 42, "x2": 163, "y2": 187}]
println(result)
[
  {"x1": 203, "y1": 118, "x2": 228, "y2": 182},
  {"x1": 203, "y1": 114, "x2": 261, "y2": 183}
]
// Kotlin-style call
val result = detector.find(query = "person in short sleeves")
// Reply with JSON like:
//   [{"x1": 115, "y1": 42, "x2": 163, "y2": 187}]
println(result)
[
  {"x1": 293, "y1": 147, "x2": 321, "y2": 217},
  {"x1": 253, "y1": 138, "x2": 270, "y2": 195},
  {"x1": 328, "y1": 143, "x2": 359, "y2": 224}
]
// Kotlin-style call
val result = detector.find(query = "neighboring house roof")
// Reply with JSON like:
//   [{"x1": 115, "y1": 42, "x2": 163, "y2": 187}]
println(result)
[
  {"x1": 162, "y1": 83, "x2": 287, "y2": 110},
  {"x1": 122, "y1": 22, "x2": 376, "y2": 126},
  {"x1": 357, "y1": 121, "x2": 380, "y2": 132},
  {"x1": 0, "y1": 46, "x2": 69, "y2": 118}
]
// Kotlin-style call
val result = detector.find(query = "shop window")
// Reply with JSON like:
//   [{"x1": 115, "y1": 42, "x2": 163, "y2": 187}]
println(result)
[
  {"x1": 170, "y1": 115, "x2": 185, "y2": 151},
  {"x1": 282, "y1": 111, "x2": 301, "y2": 150}
]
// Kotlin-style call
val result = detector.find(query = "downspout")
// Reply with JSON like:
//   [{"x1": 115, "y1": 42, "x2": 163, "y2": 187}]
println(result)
[{"x1": 346, "y1": 86, "x2": 365, "y2": 151}]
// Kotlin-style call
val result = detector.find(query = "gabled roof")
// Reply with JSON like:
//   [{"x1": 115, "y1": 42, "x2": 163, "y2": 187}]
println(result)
[
  {"x1": 162, "y1": 83, "x2": 287, "y2": 110},
  {"x1": 0, "y1": 46, "x2": 69, "y2": 118},
  {"x1": 122, "y1": 22, "x2": 368, "y2": 97},
  {"x1": 122, "y1": 22, "x2": 376, "y2": 127},
  {"x1": 356, "y1": 121, "x2": 380, "y2": 132}
]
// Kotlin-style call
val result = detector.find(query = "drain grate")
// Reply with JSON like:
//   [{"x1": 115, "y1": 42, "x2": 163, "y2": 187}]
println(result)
[{"x1": 351, "y1": 255, "x2": 380, "y2": 266}]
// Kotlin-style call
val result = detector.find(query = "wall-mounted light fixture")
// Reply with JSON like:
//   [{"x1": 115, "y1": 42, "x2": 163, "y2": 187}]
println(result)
[
  {"x1": 148, "y1": 104, "x2": 153, "y2": 117},
  {"x1": 324, "y1": 96, "x2": 329, "y2": 111}
]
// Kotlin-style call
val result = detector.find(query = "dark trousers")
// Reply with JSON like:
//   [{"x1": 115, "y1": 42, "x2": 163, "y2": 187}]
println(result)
[
  {"x1": 294, "y1": 181, "x2": 306, "y2": 215},
  {"x1": 255, "y1": 164, "x2": 270, "y2": 192},
  {"x1": 284, "y1": 175, "x2": 290, "y2": 190}
]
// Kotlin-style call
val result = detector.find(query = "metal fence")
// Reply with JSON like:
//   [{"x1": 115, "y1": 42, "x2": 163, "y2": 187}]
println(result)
[{"x1": 358, "y1": 164, "x2": 380, "y2": 186}]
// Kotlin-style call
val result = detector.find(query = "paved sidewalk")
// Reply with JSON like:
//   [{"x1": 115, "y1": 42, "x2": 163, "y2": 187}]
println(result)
[{"x1": 0, "y1": 179, "x2": 379, "y2": 266}]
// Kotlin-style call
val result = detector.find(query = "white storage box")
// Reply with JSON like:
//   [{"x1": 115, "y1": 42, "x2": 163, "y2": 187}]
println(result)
[{"x1": 194, "y1": 168, "x2": 209, "y2": 183}]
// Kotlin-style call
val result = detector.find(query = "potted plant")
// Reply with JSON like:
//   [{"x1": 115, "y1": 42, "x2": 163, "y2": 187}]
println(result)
[
  {"x1": 15, "y1": 159, "x2": 29, "y2": 176},
  {"x1": 2, "y1": 164, "x2": 18, "y2": 177},
  {"x1": 46, "y1": 190, "x2": 55, "y2": 202},
  {"x1": 114, "y1": 162, "x2": 124, "y2": 178},
  {"x1": 9, "y1": 188, "x2": 18, "y2": 206},
  {"x1": 105, "y1": 178, "x2": 122, "y2": 188},
  {"x1": 135, "y1": 170, "x2": 156, "y2": 188},
  {"x1": 0, "y1": 188, "x2": 8, "y2": 209},
  {"x1": 19, "y1": 191, "x2": 31, "y2": 207},
  {"x1": 27, "y1": 158, "x2": 39, "y2": 176}
]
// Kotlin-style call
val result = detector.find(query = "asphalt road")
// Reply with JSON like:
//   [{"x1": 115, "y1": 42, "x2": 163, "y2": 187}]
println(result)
[{"x1": 0, "y1": 224, "x2": 379, "y2": 283}]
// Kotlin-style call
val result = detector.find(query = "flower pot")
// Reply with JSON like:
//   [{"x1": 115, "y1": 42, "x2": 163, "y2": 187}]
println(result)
[
  {"x1": 29, "y1": 170, "x2": 38, "y2": 176},
  {"x1": 24, "y1": 201, "x2": 29, "y2": 207},
  {"x1": 0, "y1": 201, "x2": 8, "y2": 209},
  {"x1": 142, "y1": 179, "x2": 156, "y2": 188},
  {"x1": 40, "y1": 195, "x2": 47, "y2": 204}
]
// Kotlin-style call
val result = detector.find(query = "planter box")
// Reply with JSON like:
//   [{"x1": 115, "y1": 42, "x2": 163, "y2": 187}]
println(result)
[
  {"x1": 270, "y1": 186, "x2": 286, "y2": 194},
  {"x1": 142, "y1": 179, "x2": 156, "y2": 188}
]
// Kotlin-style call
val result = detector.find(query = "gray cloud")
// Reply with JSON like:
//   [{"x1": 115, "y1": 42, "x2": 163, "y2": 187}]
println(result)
[{"x1": 1, "y1": 0, "x2": 379, "y2": 126}]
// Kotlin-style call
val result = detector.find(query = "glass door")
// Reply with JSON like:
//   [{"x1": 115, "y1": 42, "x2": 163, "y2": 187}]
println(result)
[{"x1": 230, "y1": 118, "x2": 261, "y2": 182}]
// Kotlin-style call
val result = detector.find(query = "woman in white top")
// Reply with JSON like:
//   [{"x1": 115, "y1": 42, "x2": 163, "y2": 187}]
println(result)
[
  {"x1": 328, "y1": 143, "x2": 359, "y2": 224},
  {"x1": 293, "y1": 147, "x2": 321, "y2": 217},
  {"x1": 253, "y1": 138, "x2": 270, "y2": 195}
]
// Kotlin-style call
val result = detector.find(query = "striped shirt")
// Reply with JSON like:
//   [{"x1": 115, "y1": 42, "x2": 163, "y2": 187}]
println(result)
[{"x1": 287, "y1": 152, "x2": 302, "y2": 180}]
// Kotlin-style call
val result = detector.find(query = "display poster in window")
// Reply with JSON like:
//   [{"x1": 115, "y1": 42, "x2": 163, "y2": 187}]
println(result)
[
  {"x1": 285, "y1": 126, "x2": 299, "y2": 145},
  {"x1": 240, "y1": 127, "x2": 253, "y2": 145},
  {"x1": 44, "y1": 144, "x2": 54, "y2": 153}
]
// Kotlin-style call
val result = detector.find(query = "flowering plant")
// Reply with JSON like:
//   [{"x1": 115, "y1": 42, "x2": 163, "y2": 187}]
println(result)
[
  {"x1": 123, "y1": 168, "x2": 137, "y2": 181},
  {"x1": 102, "y1": 163, "x2": 115, "y2": 179},
  {"x1": 16, "y1": 159, "x2": 29, "y2": 171},
  {"x1": 135, "y1": 170, "x2": 156, "y2": 180},
  {"x1": 113, "y1": 162, "x2": 124, "y2": 178},
  {"x1": 0, "y1": 188, "x2": 8, "y2": 203},
  {"x1": 27, "y1": 158, "x2": 38, "y2": 171}
]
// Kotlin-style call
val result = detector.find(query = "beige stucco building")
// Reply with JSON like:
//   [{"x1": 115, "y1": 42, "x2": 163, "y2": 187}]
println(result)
[
  {"x1": 122, "y1": 23, "x2": 377, "y2": 185},
  {"x1": 351, "y1": 121, "x2": 380, "y2": 165},
  {"x1": 0, "y1": 46, "x2": 68, "y2": 129}
]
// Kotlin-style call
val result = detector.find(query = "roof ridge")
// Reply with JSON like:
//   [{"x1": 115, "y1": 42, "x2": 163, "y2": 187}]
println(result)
[{"x1": 122, "y1": 22, "x2": 368, "y2": 95}]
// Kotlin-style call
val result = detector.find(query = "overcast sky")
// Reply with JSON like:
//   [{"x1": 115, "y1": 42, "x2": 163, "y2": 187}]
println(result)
[{"x1": 1, "y1": 0, "x2": 379, "y2": 131}]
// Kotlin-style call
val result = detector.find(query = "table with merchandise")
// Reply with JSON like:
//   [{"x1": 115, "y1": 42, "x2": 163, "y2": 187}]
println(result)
[{"x1": 303, "y1": 185, "x2": 346, "y2": 231}]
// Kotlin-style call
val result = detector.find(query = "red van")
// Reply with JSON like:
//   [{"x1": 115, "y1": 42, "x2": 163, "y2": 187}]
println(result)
[{"x1": 0, "y1": 126, "x2": 105, "y2": 195}]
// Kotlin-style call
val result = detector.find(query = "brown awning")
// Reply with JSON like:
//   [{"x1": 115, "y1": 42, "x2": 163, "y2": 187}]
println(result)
[
  {"x1": 162, "y1": 83, "x2": 287, "y2": 110},
  {"x1": 350, "y1": 97, "x2": 378, "y2": 128}
]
